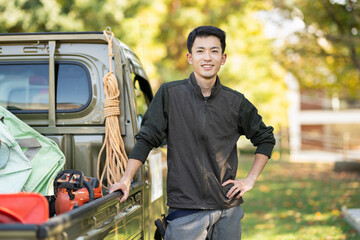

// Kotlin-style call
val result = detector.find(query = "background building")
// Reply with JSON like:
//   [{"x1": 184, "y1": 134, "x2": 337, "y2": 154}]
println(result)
[{"x1": 286, "y1": 73, "x2": 360, "y2": 162}]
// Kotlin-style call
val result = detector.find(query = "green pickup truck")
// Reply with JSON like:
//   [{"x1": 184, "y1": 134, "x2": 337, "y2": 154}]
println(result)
[{"x1": 0, "y1": 31, "x2": 167, "y2": 239}]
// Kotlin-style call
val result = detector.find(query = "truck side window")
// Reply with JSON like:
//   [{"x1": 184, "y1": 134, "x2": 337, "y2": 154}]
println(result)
[
  {"x1": 56, "y1": 63, "x2": 91, "y2": 111},
  {"x1": 0, "y1": 62, "x2": 90, "y2": 112},
  {"x1": 134, "y1": 76, "x2": 148, "y2": 129}
]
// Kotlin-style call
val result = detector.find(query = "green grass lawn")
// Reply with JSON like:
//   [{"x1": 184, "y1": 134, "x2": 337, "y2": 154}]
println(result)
[{"x1": 238, "y1": 154, "x2": 360, "y2": 240}]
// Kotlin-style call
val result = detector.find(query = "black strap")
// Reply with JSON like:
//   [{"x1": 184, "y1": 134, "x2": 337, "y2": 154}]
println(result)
[{"x1": 154, "y1": 209, "x2": 202, "y2": 239}]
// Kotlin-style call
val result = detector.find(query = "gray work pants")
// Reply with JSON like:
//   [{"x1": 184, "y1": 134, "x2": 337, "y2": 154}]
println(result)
[{"x1": 164, "y1": 205, "x2": 244, "y2": 240}]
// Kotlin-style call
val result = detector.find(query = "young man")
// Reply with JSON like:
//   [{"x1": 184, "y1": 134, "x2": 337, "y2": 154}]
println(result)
[{"x1": 110, "y1": 26, "x2": 275, "y2": 239}]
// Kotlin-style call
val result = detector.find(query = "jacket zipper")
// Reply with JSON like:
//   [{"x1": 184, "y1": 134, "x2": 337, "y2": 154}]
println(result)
[{"x1": 201, "y1": 99, "x2": 207, "y2": 204}]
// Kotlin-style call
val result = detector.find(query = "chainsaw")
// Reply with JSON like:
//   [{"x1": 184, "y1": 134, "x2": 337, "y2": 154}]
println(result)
[{"x1": 54, "y1": 170, "x2": 102, "y2": 215}]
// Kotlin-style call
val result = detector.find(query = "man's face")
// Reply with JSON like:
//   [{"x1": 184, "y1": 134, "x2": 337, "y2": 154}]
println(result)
[{"x1": 187, "y1": 36, "x2": 227, "y2": 82}]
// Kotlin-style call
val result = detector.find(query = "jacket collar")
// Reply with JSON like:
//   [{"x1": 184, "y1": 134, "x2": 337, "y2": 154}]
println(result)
[{"x1": 188, "y1": 72, "x2": 222, "y2": 99}]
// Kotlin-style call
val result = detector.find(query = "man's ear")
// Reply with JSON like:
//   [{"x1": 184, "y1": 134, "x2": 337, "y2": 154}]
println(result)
[
  {"x1": 221, "y1": 53, "x2": 227, "y2": 65},
  {"x1": 186, "y1": 53, "x2": 193, "y2": 64}
]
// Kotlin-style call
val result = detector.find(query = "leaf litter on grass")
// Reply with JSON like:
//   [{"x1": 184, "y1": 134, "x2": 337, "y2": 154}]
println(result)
[{"x1": 237, "y1": 155, "x2": 360, "y2": 240}]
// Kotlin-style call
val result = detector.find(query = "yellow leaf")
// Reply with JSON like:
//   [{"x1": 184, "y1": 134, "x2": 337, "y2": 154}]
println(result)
[
  {"x1": 297, "y1": 202, "x2": 304, "y2": 208},
  {"x1": 331, "y1": 209, "x2": 341, "y2": 216},
  {"x1": 259, "y1": 184, "x2": 270, "y2": 193}
]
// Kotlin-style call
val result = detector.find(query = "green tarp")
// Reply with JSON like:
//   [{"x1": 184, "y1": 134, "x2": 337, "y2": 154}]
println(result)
[{"x1": 0, "y1": 106, "x2": 65, "y2": 195}]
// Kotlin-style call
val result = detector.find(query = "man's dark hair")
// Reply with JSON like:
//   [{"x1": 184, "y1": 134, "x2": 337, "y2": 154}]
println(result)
[{"x1": 187, "y1": 26, "x2": 226, "y2": 54}]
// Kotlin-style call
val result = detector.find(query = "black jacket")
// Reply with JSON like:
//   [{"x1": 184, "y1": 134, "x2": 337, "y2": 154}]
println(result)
[{"x1": 129, "y1": 73, "x2": 275, "y2": 209}]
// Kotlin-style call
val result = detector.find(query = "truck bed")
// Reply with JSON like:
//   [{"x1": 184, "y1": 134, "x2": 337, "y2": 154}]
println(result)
[{"x1": 0, "y1": 183, "x2": 143, "y2": 240}]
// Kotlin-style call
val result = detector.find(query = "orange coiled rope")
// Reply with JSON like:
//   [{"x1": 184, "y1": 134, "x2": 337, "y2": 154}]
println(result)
[{"x1": 97, "y1": 28, "x2": 128, "y2": 189}]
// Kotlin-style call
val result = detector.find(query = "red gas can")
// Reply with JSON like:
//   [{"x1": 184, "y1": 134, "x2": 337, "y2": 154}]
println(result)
[{"x1": 0, "y1": 192, "x2": 49, "y2": 224}]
